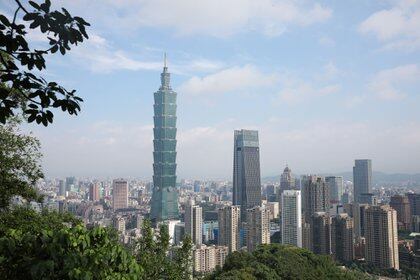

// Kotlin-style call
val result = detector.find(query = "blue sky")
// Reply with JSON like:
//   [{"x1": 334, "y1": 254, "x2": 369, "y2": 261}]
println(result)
[{"x1": 2, "y1": 0, "x2": 420, "y2": 179}]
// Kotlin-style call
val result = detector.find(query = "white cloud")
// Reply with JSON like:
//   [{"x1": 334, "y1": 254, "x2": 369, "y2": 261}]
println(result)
[
  {"x1": 369, "y1": 64, "x2": 420, "y2": 100},
  {"x1": 68, "y1": 0, "x2": 331, "y2": 37},
  {"x1": 70, "y1": 34, "x2": 162, "y2": 73},
  {"x1": 278, "y1": 81, "x2": 341, "y2": 104},
  {"x1": 68, "y1": 34, "x2": 225, "y2": 74},
  {"x1": 359, "y1": 1, "x2": 420, "y2": 51},
  {"x1": 178, "y1": 65, "x2": 278, "y2": 95}
]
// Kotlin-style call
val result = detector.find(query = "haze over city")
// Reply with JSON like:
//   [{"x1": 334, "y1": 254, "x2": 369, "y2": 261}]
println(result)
[{"x1": 2, "y1": 0, "x2": 420, "y2": 178}]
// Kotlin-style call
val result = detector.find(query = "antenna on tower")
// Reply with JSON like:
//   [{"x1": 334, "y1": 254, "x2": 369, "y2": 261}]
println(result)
[{"x1": 164, "y1": 52, "x2": 167, "y2": 68}]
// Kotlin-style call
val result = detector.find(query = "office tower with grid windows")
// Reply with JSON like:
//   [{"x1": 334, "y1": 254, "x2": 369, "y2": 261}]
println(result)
[
  {"x1": 151, "y1": 55, "x2": 179, "y2": 221},
  {"x1": 353, "y1": 159, "x2": 372, "y2": 204},
  {"x1": 233, "y1": 129, "x2": 262, "y2": 221}
]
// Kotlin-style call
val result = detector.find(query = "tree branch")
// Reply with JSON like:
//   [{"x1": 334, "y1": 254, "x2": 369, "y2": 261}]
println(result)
[{"x1": 14, "y1": 0, "x2": 29, "y2": 14}]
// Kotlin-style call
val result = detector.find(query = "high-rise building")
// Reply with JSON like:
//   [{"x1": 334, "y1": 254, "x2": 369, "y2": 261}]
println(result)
[
  {"x1": 301, "y1": 175, "x2": 330, "y2": 222},
  {"x1": 89, "y1": 182, "x2": 100, "y2": 202},
  {"x1": 353, "y1": 159, "x2": 372, "y2": 204},
  {"x1": 246, "y1": 206, "x2": 270, "y2": 252},
  {"x1": 351, "y1": 203, "x2": 369, "y2": 238},
  {"x1": 112, "y1": 179, "x2": 128, "y2": 210},
  {"x1": 193, "y1": 245, "x2": 228, "y2": 274},
  {"x1": 331, "y1": 213, "x2": 354, "y2": 262},
  {"x1": 58, "y1": 200, "x2": 67, "y2": 213},
  {"x1": 58, "y1": 180, "x2": 66, "y2": 197},
  {"x1": 174, "y1": 222, "x2": 185, "y2": 245},
  {"x1": 281, "y1": 190, "x2": 302, "y2": 247},
  {"x1": 280, "y1": 165, "x2": 296, "y2": 195},
  {"x1": 218, "y1": 206, "x2": 240, "y2": 253},
  {"x1": 407, "y1": 193, "x2": 420, "y2": 216},
  {"x1": 364, "y1": 205, "x2": 399, "y2": 270},
  {"x1": 390, "y1": 195, "x2": 411, "y2": 231},
  {"x1": 203, "y1": 221, "x2": 218, "y2": 243},
  {"x1": 151, "y1": 55, "x2": 179, "y2": 221},
  {"x1": 65, "y1": 176, "x2": 76, "y2": 192},
  {"x1": 325, "y1": 176, "x2": 343, "y2": 204},
  {"x1": 302, "y1": 222, "x2": 312, "y2": 250},
  {"x1": 412, "y1": 215, "x2": 420, "y2": 232},
  {"x1": 266, "y1": 201, "x2": 279, "y2": 220},
  {"x1": 232, "y1": 129, "x2": 262, "y2": 221},
  {"x1": 185, "y1": 200, "x2": 203, "y2": 245},
  {"x1": 265, "y1": 185, "x2": 275, "y2": 197},
  {"x1": 310, "y1": 212, "x2": 331, "y2": 255},
  {"x1": 112, "y1": 216, "x2": 126, "y2": 234}
]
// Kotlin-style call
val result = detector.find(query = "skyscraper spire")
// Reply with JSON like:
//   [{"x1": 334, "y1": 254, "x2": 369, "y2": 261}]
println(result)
[{"x1": 160, "y1": 52, "x2": 171, "y2": 90}]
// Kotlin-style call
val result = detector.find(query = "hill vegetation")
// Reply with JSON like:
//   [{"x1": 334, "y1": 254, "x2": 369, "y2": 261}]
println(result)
[{"x1": 206, "y1": 244, "x2": 373, "y2": 280}]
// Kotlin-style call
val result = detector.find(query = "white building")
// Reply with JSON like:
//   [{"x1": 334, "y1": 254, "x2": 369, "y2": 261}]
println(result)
[
  {"x1": 193, "y1": 244, "x2": 228, "y2": 273},
  {"x1": 281, "y1": 190, "x2": 302, "y2": 247},
  {"x1": 185, "y1": 200, "x2": 203, "y2": 245},
  {"x1": 267, "y1": 201, "x2": 279, "y2": 220}
]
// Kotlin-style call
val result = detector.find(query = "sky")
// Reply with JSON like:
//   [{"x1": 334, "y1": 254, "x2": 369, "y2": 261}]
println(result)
[{"x1": 2, "y1": 0, "x2": 420, "y2": 179}]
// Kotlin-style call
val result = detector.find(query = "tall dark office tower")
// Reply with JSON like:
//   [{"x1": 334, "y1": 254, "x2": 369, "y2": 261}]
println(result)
[
  {"x1": 353, "y1": 159, "x2": 372, "y2": 204},
  {"x1": 150, "y1": 55, "x2": 179, "y2": 221},
  {"x1": 232, "y1": 129, "x2": 262, "y2": 221},
  {"x1": 301, "y1": 175, "x2": 330, "y2": 222}
]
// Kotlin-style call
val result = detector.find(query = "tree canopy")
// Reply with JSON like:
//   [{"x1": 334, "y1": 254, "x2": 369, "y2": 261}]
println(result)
[
  {"x1": 0, "y1": 209, "x2": 142, "y2": 280},
  {"x1": 0, "y1": 208, "x2": 193, "y2": 280},
  {"x1": 0, "y1": 117, "x2": 43, "y2": 208},
  {"x1": 0, "y1": 0, "x2": 89, "y2": 125},
  {"x1": 207, "y1": 244, "x2": 373, "y2": 280}
]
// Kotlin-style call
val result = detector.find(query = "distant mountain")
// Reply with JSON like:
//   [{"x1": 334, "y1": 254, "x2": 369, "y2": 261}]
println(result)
[{"x1": 262, "y1": 171, "x2": 420, "y2": 185}]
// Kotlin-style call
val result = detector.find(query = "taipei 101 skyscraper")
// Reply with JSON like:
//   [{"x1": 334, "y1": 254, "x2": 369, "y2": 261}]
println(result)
[{"x1": 150, "y1": 54, "x2": 179, "y2": 221}]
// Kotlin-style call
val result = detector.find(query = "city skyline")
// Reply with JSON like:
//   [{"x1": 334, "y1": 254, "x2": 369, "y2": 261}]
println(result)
[
  {"x1": 1, "y1": 1, "x2": 419, "y2": 178},
  {"x1": 2, "y1": 1, "x2": 420, "y2": 278}
]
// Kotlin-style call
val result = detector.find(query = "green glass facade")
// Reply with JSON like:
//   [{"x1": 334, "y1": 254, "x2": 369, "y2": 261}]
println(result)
[{"x1": 150, "y1": 63, "x2": 179, "y2": 221}]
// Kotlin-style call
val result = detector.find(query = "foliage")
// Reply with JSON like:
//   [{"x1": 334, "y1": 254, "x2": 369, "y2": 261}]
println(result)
[
  {"x1": 0, "y1": 0, "x2": 89, "y2": 125},
  {"x1": 170, "y1": 234, "x2": 193, "y2": 279},
  {"x1": 134, "y1": 219, "x2": 193, "y2": 280},
  {"x1": 0, "y1": 118, "x2": 43, "y2": 208},
  {"x1": 0, "y1": 206, "x2": 80, "y2": 236},
  {"x1": 348, "y1": 259, "x2": 420, "y2": 279},
  {"x1": 0, "y1": 208, "x2": 142, "y2": 280},
  {"x1": 207, "y1": 244, "x2": 373, "y2": 280}
]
